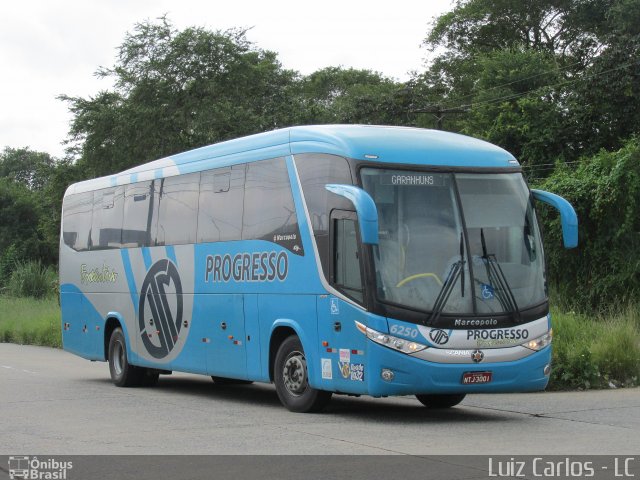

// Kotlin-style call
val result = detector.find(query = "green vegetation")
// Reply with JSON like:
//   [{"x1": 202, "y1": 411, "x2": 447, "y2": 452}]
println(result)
[
  {"x1": 0, "y1": 296, "x2": 61, "y2": 348},
  {"x1": 7, "y1": 260, "x2": 58, "y2": 299},
  {"x1": 538, "y1": 139, "x2": 640, "y2": 311},
  {"x1": 550, "y1": 306, "x2": 640, "y2": 390}
]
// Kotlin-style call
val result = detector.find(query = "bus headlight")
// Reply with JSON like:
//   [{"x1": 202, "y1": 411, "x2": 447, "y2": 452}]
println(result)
[
  {"x1": 523, "y1": 329, "x2": 553, "y2": 351},
  {"x1": 355, "y1": 321, "x2": 428, "y2": 354}
]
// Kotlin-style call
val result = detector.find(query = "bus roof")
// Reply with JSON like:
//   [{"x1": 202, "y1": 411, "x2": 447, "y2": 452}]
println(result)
[{"x1": 65, "y1": 125, "x2": 519, "y2": 195}]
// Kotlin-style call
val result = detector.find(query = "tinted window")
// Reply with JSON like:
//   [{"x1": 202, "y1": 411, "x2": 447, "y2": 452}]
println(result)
[
  {"x1": 62, "y1": 192, "x2": 93, "y2": 251},
  {"x1": 333, "y1": 216, "x2": 363, "y2": 302},
  {"x1": 156, "y1": 173, "x2": 200, "y2": 246},
  {"x1": 90, "y1": 186, "x2": 124, "y2": 250},
  {"x1": 294, "y1": 154, "x2": 353, "y2": 235},
  {"x1": 243, "y1": 158, "x2": 303, "y2": 255},
  {"x1": 198, "y1": 166, "x2": 245, "y2": 243},
  {"x1": 295, "y1": 153, "x2": 353, "y2": 271},
  {"x1": 122, "y1": 181, "x2": 154, "y2": 248}
]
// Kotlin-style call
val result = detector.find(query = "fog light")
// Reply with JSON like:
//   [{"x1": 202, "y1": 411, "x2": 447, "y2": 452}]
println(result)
[
  {"x1": 544, "y1": 364, "x2": 551, "y2": 376},
  {"x1": 381, "y1": 369, "x2": 394, "y2": 381}
]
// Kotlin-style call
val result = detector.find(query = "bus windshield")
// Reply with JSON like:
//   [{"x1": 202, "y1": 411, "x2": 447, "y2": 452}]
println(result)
[{"x1": 361, "y1": 169, "x2": 546, "y2": 318}]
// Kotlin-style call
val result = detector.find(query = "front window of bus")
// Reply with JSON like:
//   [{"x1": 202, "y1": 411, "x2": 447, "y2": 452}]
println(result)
[{"x1": 361, "y1": 169, "x2": 546, "y2": 318}]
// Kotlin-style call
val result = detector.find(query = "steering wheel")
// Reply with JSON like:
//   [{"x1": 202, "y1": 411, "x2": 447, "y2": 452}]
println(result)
[{"x1": 396, "y1": 273, "x2": 443, "y2": 288}]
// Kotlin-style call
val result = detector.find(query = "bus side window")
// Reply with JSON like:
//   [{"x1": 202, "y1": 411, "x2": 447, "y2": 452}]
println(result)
[
  {"x1": 332, "y1": 213, "x2": 364, "y2": 303},
  {"x1": 62, "y1": 191, "x2": 94, "y2": 251},
  {"x1": 198, "y1": 165, "x2": 245, "y2": 243},
  {"x1": 243, "y1": 157, "x2": 303, "y2": 255},
  {"x1": 156, "y1": 173, "x2": 200, "y2": 246},
  {"x1": 91, "y1": 186, "x2": 124, "y2": 250},
  {"x1": 122, "y1": 181, "x2": 154, "y2": 248},
  {"x1": 294, "y1": 153, "x2": 353, "y2": 278}
]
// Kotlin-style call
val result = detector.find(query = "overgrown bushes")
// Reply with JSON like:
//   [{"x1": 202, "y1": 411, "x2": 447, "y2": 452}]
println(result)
[
  {"x1": 550, "y1": 306, "x2": 640, "y2": 390},
  {"x1": 2, "y1": 260, "x2": 57, "y2": 299},
  {"x1": 537, "y1": 138, "x2": 640, "y2": 312}
]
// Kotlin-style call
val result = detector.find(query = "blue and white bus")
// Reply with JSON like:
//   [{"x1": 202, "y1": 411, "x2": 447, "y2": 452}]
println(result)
[{"x1": 60, "y1": 125, "x2": 577, "y2": 412}]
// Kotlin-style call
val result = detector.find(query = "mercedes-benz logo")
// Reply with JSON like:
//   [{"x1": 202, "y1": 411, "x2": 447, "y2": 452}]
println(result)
[
  {"x1": 429, "y1": 329, "x2": 450, "y2": 345},
  {"x1": 471, "y1": 349, "x2": 484, "y2": 363},
  {"x1": 138, "y1": 259, "x2": 183, "y2": 359}
]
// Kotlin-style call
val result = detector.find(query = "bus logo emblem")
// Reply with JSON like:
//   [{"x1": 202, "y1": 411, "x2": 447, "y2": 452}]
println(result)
[
  {"x1": 138, "y1": 259, "x2": 183, "y2": 359},
  {"x1": 429, "y1": 329, "x2": 449, "y2": 345},
  {"x1": 471, "y1": 350, "x2": 485, "y2": 363}
]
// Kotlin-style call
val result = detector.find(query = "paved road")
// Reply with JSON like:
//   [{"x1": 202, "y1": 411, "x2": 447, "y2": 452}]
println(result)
[{"x1": 1, "y1": 343, "x2": 638, "y2": 455}]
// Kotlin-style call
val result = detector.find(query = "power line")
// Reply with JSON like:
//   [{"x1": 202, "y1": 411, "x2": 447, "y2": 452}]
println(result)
[
  {"x1": 410, "y1": 105, "x2": 468, "y2": 129},
  {"x1": 437, "y1": 58, "x2": 586, "y2": 109},
  {"x1": 456, "y1": 59, "x2": 640, "y2": 110}
]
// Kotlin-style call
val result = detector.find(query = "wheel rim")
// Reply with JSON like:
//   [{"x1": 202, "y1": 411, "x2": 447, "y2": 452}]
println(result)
[
  {"x1": 282, "y1": 350, "x2": 307, "y2": 396},
  {"x1": 113, "y1": 340, "x2": 125, "y2": 376}
]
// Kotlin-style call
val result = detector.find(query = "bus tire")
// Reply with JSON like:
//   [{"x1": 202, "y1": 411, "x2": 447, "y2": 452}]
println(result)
[
  {"x1": 274, "y1": 335, "x2": 332, "y2": 413},
  {"x1": 108, "y1": 328, "x2": 143, "y2": 387},
  {"x1": 141, "y1": 371, "x2": 160, "y2": 387},
  {"x1": 211, "y1": 376, "x2": 253, "y2": 385},
  {"x1": 415, "y1": 393, "x2": 466, "y2": 409}
]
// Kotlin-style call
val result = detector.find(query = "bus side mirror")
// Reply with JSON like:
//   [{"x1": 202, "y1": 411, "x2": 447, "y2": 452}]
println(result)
[
  {"x1": 325, "y1": 184, "x2": 379, "y2": 245},
  {"x1": 532, "y1": 189, "x2": 578, "y2": 249}
]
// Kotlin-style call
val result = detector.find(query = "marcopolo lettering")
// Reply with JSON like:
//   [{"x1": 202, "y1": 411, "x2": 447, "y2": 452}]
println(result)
[
  {"x1": 205, "y1": 251, "x2": 288, "y2": 283},
  {"x1": 455, "y1": 318, "x2": 498, "y2": 327},
  {"x1": 466, "y1": 329, "x2": 529, "y2": 341}
]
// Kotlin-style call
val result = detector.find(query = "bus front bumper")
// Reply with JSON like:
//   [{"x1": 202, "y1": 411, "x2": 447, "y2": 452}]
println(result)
[{"x1": 365, "y1": 342, "x2": 551, "y2": 397}]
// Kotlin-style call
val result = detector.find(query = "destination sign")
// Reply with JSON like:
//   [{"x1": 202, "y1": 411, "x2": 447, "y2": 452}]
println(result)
[{"x1": 379, "y1": 174, "x2": 445, "y2": 187}]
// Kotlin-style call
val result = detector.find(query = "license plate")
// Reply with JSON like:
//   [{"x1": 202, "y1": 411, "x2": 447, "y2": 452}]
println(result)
[{"x1": 462, "y1": 371, "x2": 492, "y2": 385}]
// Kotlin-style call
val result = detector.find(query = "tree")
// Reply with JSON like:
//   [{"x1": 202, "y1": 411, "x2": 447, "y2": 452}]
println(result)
[
  {"x1": 0, "y1": 147, "x2": 55, "y2": 190},
  {"x1": 416, "y1": 0, "x2": 640, "y2": 174},
  {"x1": 295, "y1": 67, "x2": 408, "y2": 125},
  {"x1": 61, "y1": 17, "x2": 300, "y2": 177},
  {"x1": 0, "y1": 148, "x2": 70, "y2": 268},
  {"x1": 0, "y1": 178, "x2": 50, "y2": 279},
  {"x1": 461, "y1": 48, "x2": 570, "y2": 175},
  {"x1": 426, "y1": 0, "x2": 611, "y2": 62}
]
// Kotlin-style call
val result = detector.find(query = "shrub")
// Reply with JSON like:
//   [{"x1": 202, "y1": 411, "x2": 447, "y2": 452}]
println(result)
[
  {"x1": 549, "y1": 306, "x2": 640, "y2": 390},
  {"x1": 537, "y1": 138, "x2": 640, "y2": 312},
  {"x1": 7, "y1": 260, "x2": 57, "y2": 299}
]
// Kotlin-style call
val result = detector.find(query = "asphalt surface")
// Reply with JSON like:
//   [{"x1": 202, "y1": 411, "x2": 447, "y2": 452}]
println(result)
[{"x1": 1, "y1": 343, "x2": 638, "y2": 455}]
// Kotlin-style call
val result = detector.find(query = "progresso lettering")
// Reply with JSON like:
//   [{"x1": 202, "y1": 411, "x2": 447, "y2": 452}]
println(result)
[
  {"x1": 205, "y1": 251, "x2": 288, "y2": 283},
  {"x1": 466, "y1": 329, "x2": 529, "y2": 341}
]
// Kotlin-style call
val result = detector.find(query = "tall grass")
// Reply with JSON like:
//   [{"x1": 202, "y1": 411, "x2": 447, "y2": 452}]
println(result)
[
  {"x1": 550, "y1": 305, "x2": 640, "y2": 389},
  {"x1": 6, "y1": 260, "x2": 57, "y2": 299},
  {"x1": 0, "y1": 296, "x2": 61, "y2": 347}
]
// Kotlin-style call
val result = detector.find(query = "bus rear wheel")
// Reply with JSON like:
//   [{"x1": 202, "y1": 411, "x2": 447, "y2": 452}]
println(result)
[
  {"x1": 415, "y1": 393, "x2": 466, "y2": 409},
  {"x1": 274, "y1": 335, "x2": 332, "y2": 413},
  {"x1": 108, "y1": 327, "x2": 150, "y2": 387}
]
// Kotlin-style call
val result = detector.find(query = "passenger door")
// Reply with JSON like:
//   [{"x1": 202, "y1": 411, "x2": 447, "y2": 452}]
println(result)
[{"x1": 317, "y1": 210, "x2": 368, "y2": 391}]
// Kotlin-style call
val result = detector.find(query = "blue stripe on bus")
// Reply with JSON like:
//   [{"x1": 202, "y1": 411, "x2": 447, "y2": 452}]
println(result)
[
  {"x1": 141, "y1": 247, "x2": 152, "y2": 269},
  {"x1": 120, "y1": 249, "x2": 139, "y2": 311},
  {"x1": 166, "y1": 245, "x2": 177, "y2": 265}
]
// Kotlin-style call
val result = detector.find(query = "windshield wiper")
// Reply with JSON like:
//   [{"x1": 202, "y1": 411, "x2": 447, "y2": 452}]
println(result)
[
  {"x1": 427, "y1": 233, "x2": 465, "y2": 325},
  {"x1": 479, "y1": 228, "x2": 521, "y2": 322}
]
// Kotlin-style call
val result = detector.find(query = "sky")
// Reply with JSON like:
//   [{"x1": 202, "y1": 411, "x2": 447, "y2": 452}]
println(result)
[{"x1": 0, "y1": 0, "x2": 452, "y2": 158}]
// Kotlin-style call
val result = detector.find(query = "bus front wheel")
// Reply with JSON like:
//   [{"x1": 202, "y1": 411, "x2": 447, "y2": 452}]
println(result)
[
  {"x1": 415, "y1": 393, "x2": 466, "y2": 409},
  {"x1": 274, "y1": 335, "x2": 332, "y2": 413}
]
